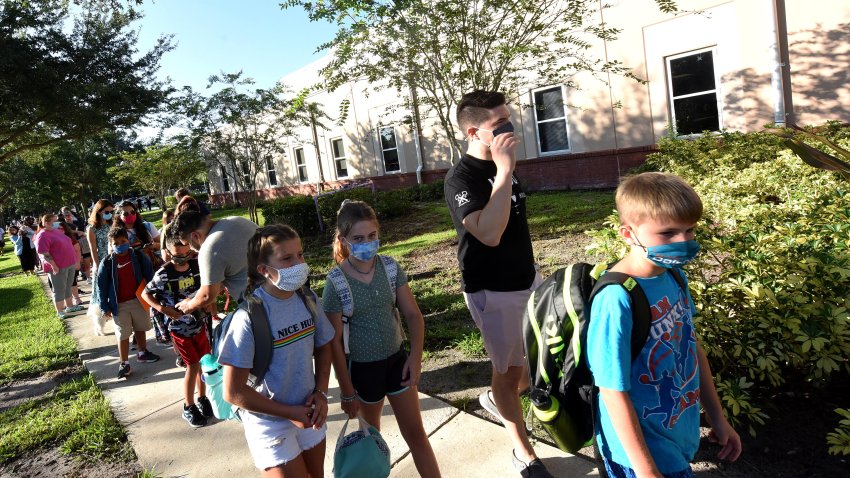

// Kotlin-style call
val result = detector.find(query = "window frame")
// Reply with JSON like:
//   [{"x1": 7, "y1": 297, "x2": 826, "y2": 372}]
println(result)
[
  {"x1": 220, "y1": 166, "x2": 230, "y2": 192},
  {"x1": 531, "y1": 84, "x2": 571, "y2": 156},
  {"x1": 293, "y1": 147, "x2": 308, "y2": 183},
  {"x1": 665, "y1": 46, "x2": 723, "y2": 137},
  {"x1": 266, "y1": 156, "x2": 277, "y2": 187},
  {"x1": 330, "y1": 137, "x2": 348, "y2": 179},
  {"x1": 378, "y1": 125, "x2": 401, "y2": 174}
]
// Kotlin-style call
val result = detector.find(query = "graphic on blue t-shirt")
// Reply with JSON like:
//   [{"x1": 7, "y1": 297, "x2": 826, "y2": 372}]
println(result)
[{"x1": 639, "y1": 288, "x2": 700, "y2": 430}]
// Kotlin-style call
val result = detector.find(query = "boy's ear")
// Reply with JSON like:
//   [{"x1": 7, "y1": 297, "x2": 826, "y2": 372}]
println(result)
[{"x1": 619, "y1": 224, "x2": 635, "y2": 245}]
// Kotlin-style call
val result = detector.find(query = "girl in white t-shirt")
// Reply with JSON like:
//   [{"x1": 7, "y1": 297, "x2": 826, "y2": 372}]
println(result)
[{"x1": 219, "y1": 224, "x2": 334, "y2": 477}]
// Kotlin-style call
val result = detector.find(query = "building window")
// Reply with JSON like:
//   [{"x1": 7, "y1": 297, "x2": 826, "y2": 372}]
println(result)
[
  {"x1": 666, "y1": 48, "x2": 721, "y2": 135},
  {"x1": 331, "y1": 138, "x2": 348, "y2": 178},
  {"x1": 294, "y1": 147, "x2": 308, "y2": 182},
  {"x1": 266, "y1": 156, "x2": 277, "y2": 186},
  {"x1": 379, "y1": 126, "x2": 400, "y2": 173},
  {"x1": 532, "y1": 86, "x2": 570, "y2": 154},
  {"x1": 240, "y1": 161, "x2": 250, "y2": 188},
  {"x1": 220, "y1": 166, "x2": 230, "y2": 192}
]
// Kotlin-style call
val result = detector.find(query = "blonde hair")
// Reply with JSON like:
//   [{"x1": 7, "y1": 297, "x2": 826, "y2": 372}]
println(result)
[
  {"x1": 246, "y1": 224, "x2": 299, "y2": 293},
  {"x1": 616, "y1": 172, "x2": 703, "y2": 227},
  {"x1": 332, "y1": 200, "x2": 378, "y2": 264}
]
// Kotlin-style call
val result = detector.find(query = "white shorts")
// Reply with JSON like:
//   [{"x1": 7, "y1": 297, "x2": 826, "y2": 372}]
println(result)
[{"x1": 243, "y1": 414, "x2": 327, "y2": 470}]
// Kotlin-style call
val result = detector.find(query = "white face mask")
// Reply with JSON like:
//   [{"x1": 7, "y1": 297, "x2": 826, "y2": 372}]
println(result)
[{"x1": 268, "y1": 262, "x2": 309, "y2": 292}]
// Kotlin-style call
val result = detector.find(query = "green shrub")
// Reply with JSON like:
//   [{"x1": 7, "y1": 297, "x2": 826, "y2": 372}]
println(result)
[
  {"x1": 261, "y1": 195, "x2": 319, "y2": 236},
  {"x1": 164, "y1": 193, "x2": 209, "y2": 210},
  {"x1": 164, "y1": 196, "x2": 177, "y2": 209},
  {"x1": 373, "y1": 189, "x2": 412, "y2": 219},
  {"x1": 409, "y1": 180, "x2": 444, "y2": 202},
  {"x1": 317, "y1": 187, "x2": 375, "y2": 229},
  {"x1": 827, "y1": 408, "x2": 850, "y2": 455},
  {"x1": 587, "y1": 127, "x2": 850, "y2": 436}
]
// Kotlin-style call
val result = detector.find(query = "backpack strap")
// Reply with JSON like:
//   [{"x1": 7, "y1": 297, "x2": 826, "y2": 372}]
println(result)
[
  {"x1": 327, "y1": 265, "x2": 354, "y2": 354},
  {"x1": 379, "y1": 255, "x2": 398, "y2": 304},
  {"x1": 588, "y1": 272, "x2": 652, "y2": 362}
]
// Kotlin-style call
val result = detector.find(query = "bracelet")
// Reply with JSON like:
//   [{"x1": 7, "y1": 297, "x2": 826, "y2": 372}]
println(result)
[
  {"x1": 340, "y1": 392, "x2": 357, "y2": 403},
  {"x1": 313, "y1": 388, "x2": 329, "y2": 400}
]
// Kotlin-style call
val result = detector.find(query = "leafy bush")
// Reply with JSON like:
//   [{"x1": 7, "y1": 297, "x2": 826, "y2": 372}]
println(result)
[
  {"x1": 827, "y1": 408, "x2": 850, "y2": 455},
  {"x1": 317, "y1": 187, "x2": 375, "y2": 229},
  {"x1": 164, "y1": 196, "x2": 177, "y2": 209},
  {"x1": 587, "y1": 127, "x2": 850, "y2": 435},
  {"x1": 261, "y1": 195, "x2": 319, "y2": 236},
  {"x1": 409, "y1": 180, "x2": 444, "y2": 202},
  {"x1": 373, "y1": 189, "x2": 413, "y2": 219},
  {"x1": 163, "y1": 192, "x2": 209, "y2": 210}
]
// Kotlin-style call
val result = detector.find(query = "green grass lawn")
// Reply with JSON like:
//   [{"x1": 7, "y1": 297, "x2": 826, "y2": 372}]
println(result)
[{"x1": 0, "y1": 269, "x2": 135, "y2": 465}]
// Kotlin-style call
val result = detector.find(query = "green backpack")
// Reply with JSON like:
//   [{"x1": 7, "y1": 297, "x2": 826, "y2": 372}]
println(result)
[{"x1": 522, "y1": 263, "x2": 685, "y2": 453}]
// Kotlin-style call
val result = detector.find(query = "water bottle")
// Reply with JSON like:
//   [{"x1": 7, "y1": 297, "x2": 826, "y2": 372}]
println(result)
[
  {"x1": 198, "y1": 353, "x2": 234, "y2": 420},
  {"x1": 199, "y1": 353, "x2": 220, "y2": 384},
  {"x1": 531, "y1": 394, "x2": 587, "y2": 453}
]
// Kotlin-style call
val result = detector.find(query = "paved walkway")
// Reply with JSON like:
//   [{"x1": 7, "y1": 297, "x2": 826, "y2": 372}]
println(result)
[{"x1": 53, "y1": 277, "x2": 602, "y2": 477}]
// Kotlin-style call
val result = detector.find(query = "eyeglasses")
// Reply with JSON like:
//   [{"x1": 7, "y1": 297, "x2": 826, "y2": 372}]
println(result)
[{"x1": 102, "y1": 209, "x2": 114, "y2": 214}]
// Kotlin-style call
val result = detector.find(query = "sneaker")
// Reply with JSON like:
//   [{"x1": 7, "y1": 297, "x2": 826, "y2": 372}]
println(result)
[
  {"x1": 57, "y1": 311, "x2": 68, "y2": 319},
  {"x1": 512, "y1": 450, "x2": 554, "y2": 478},
  {"x1": 197, "y1": 396, "x2": 214, "y2": 418},
  {"x1": 136, "y1": 350, "x2": 160, "y2": 363},
  {"x1": 176, "y1": 356, "x2": 185, "y2": 368},
  {"x1": 117, "y1": 362, "x2": 132, "y2": 379},
  {"x1": 479, "y1": 389, "x2": 505, "y2": 423},
  {"x1": 130, "y1": 336, "x2": 137, "y2": 350},
  {"x1": 182, "y1": 403, "x2": 207, "y2": 428},
  {"x1": 68, "y1": 304, "x2": 84, "y2": 312}
]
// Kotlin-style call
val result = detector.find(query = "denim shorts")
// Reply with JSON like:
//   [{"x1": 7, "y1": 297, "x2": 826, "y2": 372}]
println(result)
[{"x1": 603, "y1": 456, "x2": 694, "y2": 478}]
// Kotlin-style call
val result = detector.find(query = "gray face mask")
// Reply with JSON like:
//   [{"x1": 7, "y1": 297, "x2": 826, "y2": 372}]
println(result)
[{"x1": 476, "y1": 121, "x2": 515, "y2": 147}]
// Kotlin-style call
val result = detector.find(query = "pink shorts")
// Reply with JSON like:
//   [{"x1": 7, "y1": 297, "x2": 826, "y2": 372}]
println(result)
[{"x1": 463, "y1": 274, "x2": 543, "y2": 374}]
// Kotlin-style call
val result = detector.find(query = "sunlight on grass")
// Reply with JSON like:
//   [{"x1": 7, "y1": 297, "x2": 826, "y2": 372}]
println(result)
[{"x1": 381, "y1": 229, "x2": 456, "y2": 258}]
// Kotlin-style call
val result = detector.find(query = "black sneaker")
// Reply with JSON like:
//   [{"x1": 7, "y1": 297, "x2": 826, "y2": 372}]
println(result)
[
  {"x1": 183, "y1": 404, "x2": 207, "y2": 428},
  {"x1": 512, "y1": 450, "x2": 553, "y2": 478},
  {"x1": 136, "y1": 350, "x2": 160, "y2": 363},
  {"x1": 130, "y1": 336, "x2": 137, "y2": 350},
  {"x1": 117, "y1": 362, "x2": 132, "y2": 379},
  {"x1": 197, "y1": 396, "x2": 214, "y2": 418}
]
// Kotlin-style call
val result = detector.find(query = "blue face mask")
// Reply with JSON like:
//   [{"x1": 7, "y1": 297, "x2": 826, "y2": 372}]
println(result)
[
  {"x1": 102, "y1": 212, "x2": 113, "y2": 220},
  {"x1": 634, "y1": 233, "x2": 701, "y2": 269},
  {"x1": 52, "y1": 221, "x2": 62, "y2": 229},
  {"x1": 476, "y1": 121, "x2": 515, "y2": 147},
  {"x1": 114, "y1": 243, "x2": 130, "y2": 254},
  {"x1": 347, "y1": 239, "x2": 380, "y2": 262}
]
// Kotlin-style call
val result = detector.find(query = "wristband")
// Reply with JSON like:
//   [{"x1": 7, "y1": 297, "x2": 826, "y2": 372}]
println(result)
[
  {"x1": 313, "y1": 388, "x2": 329, "y2": 401},
  {"x1": 340, "y1": 392, "x2": 357, "y2": 403}
]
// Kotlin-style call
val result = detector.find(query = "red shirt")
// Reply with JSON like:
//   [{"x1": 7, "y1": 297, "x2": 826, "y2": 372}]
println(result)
[{"x1": 115, "y1": 253, "x2": 138, "y2": 303}]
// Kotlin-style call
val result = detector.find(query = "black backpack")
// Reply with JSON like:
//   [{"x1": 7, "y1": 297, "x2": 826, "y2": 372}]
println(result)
[{"x1": 522, "y1": 263, "x2": 685, "y2": 453}]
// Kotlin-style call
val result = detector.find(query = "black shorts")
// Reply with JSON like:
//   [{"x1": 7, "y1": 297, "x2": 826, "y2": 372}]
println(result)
[
  {"x1": 82, "y1": 252, "x2": 92, "y2": 259},
  {"x1": 349, "y1": 348, "x2": 409, "y2": 403}
]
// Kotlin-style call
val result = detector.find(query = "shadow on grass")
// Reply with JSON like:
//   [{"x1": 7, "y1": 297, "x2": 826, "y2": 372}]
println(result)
[
  {"x1": 0, "y1": 288, "x2": 34, "y2": 318},
  {"x1": 420, "y1": 360, "x2": 491, "y2": 394}
]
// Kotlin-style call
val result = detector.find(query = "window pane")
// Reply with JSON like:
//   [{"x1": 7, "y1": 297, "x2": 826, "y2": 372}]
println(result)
[
  {"x1": 268, "y1": 170, "x2": 277, "y2": 186},
  {"x1": 383, "y1": 149, "x2": 400, "y2": 172},
  {"x1": 266, "y1": 157, "x2": 274, "y2": 170},
  {"x1": 336, "y1": 159, "x2": 347, "y2": 177},
  {"x1": 298, "y1": 165, "x2": 308, "y2": 182},
  {"x1": 670, "y1": 51, "x2": 716, "y2": 97},
  {"x1": 673, "y1": 93, "x2": 720, "y2": 135},
  {"x1": 332, "y1": 139, "x2": 344, "y2": 159},
  {"x1": 537, "y1": 121, "x2": 569, "y2": 152},
  {"x1": 379, "y1": 127, "x2": 397, "y2": 150},
  {"x1": 295, "y1": 148, "x2": 305, "y2": 166},
  {"x1": 534, "y1": 87, "x2": 565, "y2": 121}
]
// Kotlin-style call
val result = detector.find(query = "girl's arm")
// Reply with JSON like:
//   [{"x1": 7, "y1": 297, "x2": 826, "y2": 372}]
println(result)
[
  {"x1": 87, "y1": 227, "x2": 99, "y2": 268},
  {"x1": 305, "y1": 342, "x2": 332, "y2": 429},
  {"x1": 396, "y1": 283, "x2": 425, "y2": 387},
  {"x1": 599, "y1": 388, "x2": 664, "y2": 478},
  {"x1": 222, "y1": 365, "x2": 314, "y2": 429},
  {"x1": 325, "y1": 311, "x2": 359, "y2": 418}
]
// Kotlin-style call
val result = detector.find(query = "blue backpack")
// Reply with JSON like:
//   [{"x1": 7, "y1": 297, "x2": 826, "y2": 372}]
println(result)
[{"x1": 200, "y1": 287, "x2": 318, "y2": 420}]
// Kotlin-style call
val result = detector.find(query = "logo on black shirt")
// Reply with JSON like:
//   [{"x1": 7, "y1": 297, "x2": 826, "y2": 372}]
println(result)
[{"x1": 455, "y1": 191, "x2": 470, "y2": 207}]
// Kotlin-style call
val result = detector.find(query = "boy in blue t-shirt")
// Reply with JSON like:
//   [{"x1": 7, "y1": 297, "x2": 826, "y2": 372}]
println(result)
[{"x1": 587, "y1": 172, "x2": 741, "y2": 477}]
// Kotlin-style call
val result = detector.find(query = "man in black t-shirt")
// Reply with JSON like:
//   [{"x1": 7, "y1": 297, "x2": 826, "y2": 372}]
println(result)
[{"x1": 444, "y1": 91, "x2": 551, "y2": 478}]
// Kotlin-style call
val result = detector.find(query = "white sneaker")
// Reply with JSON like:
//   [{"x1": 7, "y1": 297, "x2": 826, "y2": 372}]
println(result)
[{"x1": 479, "y1": 389, "x2": 505, "y2": 423}]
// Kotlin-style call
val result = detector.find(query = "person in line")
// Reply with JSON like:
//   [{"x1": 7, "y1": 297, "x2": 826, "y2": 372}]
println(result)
[
  {"x1": 159, "y1": 208, "x2": 176, "y2": 262},
  {"x1": 62, "y1": 207, "x2": 92, "y2": 282},
  {"x1": 443, "y1": 90, "x2": 549, "y2": 477},
  {"x1": 87, "y1": 200, "x2": 116, "y2": 334},
  {"x1": 323, "y1": 200, "x2": 441, "y2": 478},
  {"x1": 20, "y1": 217, "x2": 40, "y2": 271},
  {"x1": 8, "y1": 225, "x2": 37, "y2": 275},
  {"x1": 171, "y1": 210, "x2": 258, "y2": 314},
  {"x1": 59, "y1": 222, "x2": 84, "y2": 306},
  {"x1": 34, "y1": 214, "x2": 82, "y2": 319},
  {"x1": 175, "y1": 187, "x2": 211, "y2": 216},
  {"x1": 0, "y1": 223, "x2": 5, "y2": 256},
  {"x1": 96, "y1": 227, "x2": 159, "y2": 379},
  {"x1": 219, "y1": 224, "x2": 333, "y2": 477},
  {"x1": 587, "y1": 172, "x2": 741, "y2": 478},
  {"x1": 141, "y1": 234, "x2": 213, "y2": 427}
]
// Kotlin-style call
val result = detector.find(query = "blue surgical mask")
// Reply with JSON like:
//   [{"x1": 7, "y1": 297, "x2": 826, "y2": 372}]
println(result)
[
  {"x1": 476, "y1": 121, "x2": 515, "y2": 147},
  {"x1": 114, "y1": 243, "x2": 130, "y2": 254},
  {"x1": 52, "y1": 221, "x2": 62, "y2": 229},
  {"x1": 633, "y1": 231, "x2": 700, "y2": 268},
  {"x1": 102, "y1": 212, "x2": 113, "y2": 220},
  {"x1": 347, "y1": 239, "x2": 380, "y2": 262}
]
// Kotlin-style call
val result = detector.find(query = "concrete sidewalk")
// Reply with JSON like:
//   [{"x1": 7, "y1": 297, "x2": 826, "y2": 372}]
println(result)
[{"x1": 56, "y1": 278, "x2": 601, "y2": 477}]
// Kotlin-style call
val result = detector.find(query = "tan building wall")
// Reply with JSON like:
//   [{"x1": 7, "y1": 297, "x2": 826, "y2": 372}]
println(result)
[{"x1": 209, "y1": 0, "x2": 850, "y2": 199}]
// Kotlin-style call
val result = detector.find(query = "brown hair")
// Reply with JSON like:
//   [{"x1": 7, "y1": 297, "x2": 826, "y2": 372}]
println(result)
[
  {"x1": 107, "y1": 226, "x2": 129, "y2": 242},
  {"x1": 616, "y1": 172, "x2": 703, "y2": 227},
  {"x1": 162, "y1": 208, "x2": 175, "y2": 227},
  {"x1": 89, "y1": 199, "x2": 114, "y2": 228},
  {"x1": 246, "y1": 224, "x2": 298, "y2": 293},
  {"x1": 456, "y1": 90, "x2": 506, "y2": 135},
  {"x1": 41, "y1": 214, "x2": 56, "y2": 228},
  {"x1": 332, "y1": 200, "x2": 378, "y2": 264}
]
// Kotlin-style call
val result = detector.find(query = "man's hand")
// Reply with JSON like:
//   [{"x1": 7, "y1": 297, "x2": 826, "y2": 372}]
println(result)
[
  {"x1": 175, "y1": 297, "x2": 197, "y2": 314},
  {"x1": 490, "y1": 130, "x2": 518, "y2": 174}
]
